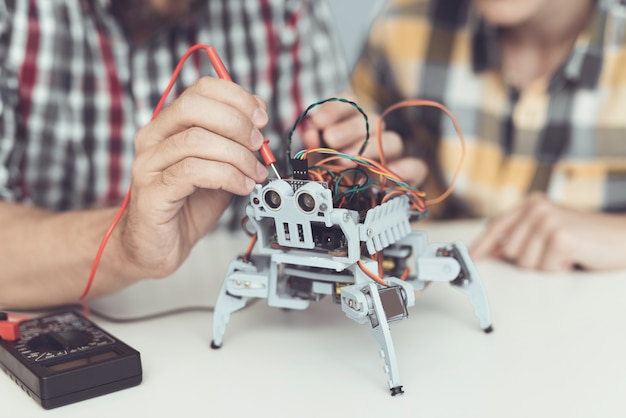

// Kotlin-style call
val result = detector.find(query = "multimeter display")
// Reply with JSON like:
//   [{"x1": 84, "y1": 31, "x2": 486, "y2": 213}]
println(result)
[{"x1": 0, "y1": 311, "x2": 142, "y2": 409}]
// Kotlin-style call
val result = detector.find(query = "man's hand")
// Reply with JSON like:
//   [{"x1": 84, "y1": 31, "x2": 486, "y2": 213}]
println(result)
[
  {"x1": 301, "y1": 92, "x2": 427, "y2": 187},
  {"x1": 471, "y1": 192, "x2": 626, "y2": 272},
  {"x1": 121, "y1": 76, "x2": 269, "y2": 278}
]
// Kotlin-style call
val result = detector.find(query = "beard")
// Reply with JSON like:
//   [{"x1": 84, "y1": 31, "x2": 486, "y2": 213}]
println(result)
[{"x1": 111, "y1": 0, "x2": 201, "y2": 25}]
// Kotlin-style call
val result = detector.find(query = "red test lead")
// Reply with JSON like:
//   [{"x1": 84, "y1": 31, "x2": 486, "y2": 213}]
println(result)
[
  {"x1": 206, "y1": 48, "x2": 280, "y2": 179},
  {"x1": 203, "y1": 46, "x2": 280, "y2": 179},
  {"x1": 260, "y1": 138, "x2": 280, "y2": 179}
]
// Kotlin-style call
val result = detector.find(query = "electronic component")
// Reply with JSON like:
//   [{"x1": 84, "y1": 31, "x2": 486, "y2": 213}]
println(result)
[
  {"x1": 0, "y1": 311, "x2": 142, "y2": 409},
  {"x1": 291, "y1": 158, "x2": 309, "y2": 180}
]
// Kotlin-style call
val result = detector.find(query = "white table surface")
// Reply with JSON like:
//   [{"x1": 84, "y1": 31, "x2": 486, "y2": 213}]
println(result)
[{"x1": 3, "y1": 220, "x2": 626, "y2": 418}]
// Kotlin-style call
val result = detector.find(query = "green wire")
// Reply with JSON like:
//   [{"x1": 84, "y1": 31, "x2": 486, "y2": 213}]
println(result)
[
  {"x1": 308, "y1": 165, "x2": 336, "y2": 179},
  {"x1": 287, "y1": 97, "x2": 370, "y2": 170},
  {"x1": 334, "y1": 168, "x2": 372, "y2": 195}
]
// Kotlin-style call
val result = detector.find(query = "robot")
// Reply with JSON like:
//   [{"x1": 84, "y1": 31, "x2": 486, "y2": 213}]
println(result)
[{"x1": 210, "y1": 172, "x2": 493, "y2": 396}]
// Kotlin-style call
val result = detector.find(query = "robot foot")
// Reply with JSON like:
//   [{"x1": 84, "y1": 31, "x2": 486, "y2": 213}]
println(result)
[
  {"x1": 210, "y1": 340, "x2": 222, "y2": 349},
  {"x1": 483, "y1": 325, "x2": 494, "y2": 334},
  {"x1": 390, "y1": 386, "x2": 404, "y2": 396}
]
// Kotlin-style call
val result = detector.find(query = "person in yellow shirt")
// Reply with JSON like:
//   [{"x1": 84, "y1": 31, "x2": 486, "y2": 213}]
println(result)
[{"x1": 303, "y1": 0, "x2": 626, "y2": 272}]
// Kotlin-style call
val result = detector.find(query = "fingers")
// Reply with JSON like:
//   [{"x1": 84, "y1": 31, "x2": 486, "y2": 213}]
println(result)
[
  {"x1": 253, "y1": 94, "x2": 268, "y2": 112},
  {"x1": 121, "y1": 79, "x2": 271, "y2": 277},
  {"x1": 136, "y1": 77, "x2": 268, "y2": 153},
  {"x1": 497, "y1": 198, "x2": 551, "y2": 268},
  {"x1": 302, "y1": 112, "x2": 404, "y2": 171},
  {"x1": 133, "y1": 127, "x2": 268, "y2": 197},
  {"x1": 300, "y1": 93, "x2": 412, "y2": 183},
  {"x1": 306, "y1": 92, "x2": 359, "y2": 128},
  {"x1": 470, "y1": 206, "x2": 525, "y2": 260},
  {"x1": 323, "y1": 120, "x2": 403, "y2": 160},
  {"x1": 471, "y1": 193, "x2": 578, "y2": 272},
  {"x1": 301, "y1": 111, "x2": 370, "y2": 151},
  {"x1": 155, "y1": 158, "x2": 260, "y2": 202},
  {"x1": 386, "y1": 158, "x2": 428, "y2": 188},
  {"x1": 301, "y1": 92, "x2": 369, "y2": 151},
  {"x1": 132, "y1": 76, "x2": 271, "y2": 199},
  {"x1": 513, "y1": 225, "x2": 548, "y2": 270},
  {"x1": 475, "y1": 192, "x2": 626, "y2": 272},
  {"x1": 538, "y1": 230, "x2": 575, "y2": 272},
  {"x1": 319, "y1": 114, "x2": 371, "y2": 151}
]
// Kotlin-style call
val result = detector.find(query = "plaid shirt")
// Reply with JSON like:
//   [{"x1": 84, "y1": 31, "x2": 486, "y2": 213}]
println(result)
[
  {"x1": 0, "y1": 0, "x2": 348, "y2": 210},
  {"x1": 352, "y1": 0, "x2": 626, "y2": 219}
]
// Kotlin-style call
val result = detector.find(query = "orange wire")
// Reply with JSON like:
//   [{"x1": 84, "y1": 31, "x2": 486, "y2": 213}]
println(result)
[
  {"x1": 243, "y1": 234, "x2": 258, "y2": 263},
  {"x1": 376, "y1": 99, "x2": 467, "y2": 206},
  {"x1": 309, "y1": 147, "x2": 427, "y2": 211},
  {"x1": 241, "y1": 216, "x2": 255, "y2": 237},
  {"x1": 240, "y1": 216, "x2": 257, "y2": 263},
  {"x1": 381, "y1": 190, "x2": 405, "y2": 204},
  {"x1": 357, "y1": 260, "x2": 388, "y2": 287},
  {"x1": 307, "y1": 169, "x2": 324, "y2": 181},
  {"x1": 80, "y1": 45, "x2": 230, "y2": 314},
  {"x1": 314, "y1": 155, "x2": 344, "y2": 167},
  {"x1": 400, "y1": 266, "x2": 410, "y2": 281},
  {"x1": 307, "y1": 148, "x2": 405, "y2": 182},
  {"x1": 308, "y1": 150, "x2": 412, "y2": 192},
  {"x1": 376, "y1": 252, "x2": 384, "y2": 278}
]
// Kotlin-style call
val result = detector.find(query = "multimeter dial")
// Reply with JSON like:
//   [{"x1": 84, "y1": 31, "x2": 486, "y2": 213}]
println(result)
[{"x1": 26, "y1": 330, "x2": 93, "y2": 351}]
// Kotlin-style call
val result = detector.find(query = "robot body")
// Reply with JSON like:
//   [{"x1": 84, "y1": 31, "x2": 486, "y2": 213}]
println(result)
[{"x1": 211, "y1": 179, "x2": 492, "y2": 395}]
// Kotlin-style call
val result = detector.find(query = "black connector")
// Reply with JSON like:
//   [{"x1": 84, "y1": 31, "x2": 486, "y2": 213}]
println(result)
[
  {"x1": 291, "y1": 158, "x2": 309, "y2": 180},
  {"x1": 390, "y1": 385, "x2": 404, "y2": 396}
]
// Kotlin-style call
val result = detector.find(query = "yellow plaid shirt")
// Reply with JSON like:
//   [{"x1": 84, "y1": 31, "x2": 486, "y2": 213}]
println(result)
[{"x1": 352, "y1": 0, "x2": 626, "y2": 219}]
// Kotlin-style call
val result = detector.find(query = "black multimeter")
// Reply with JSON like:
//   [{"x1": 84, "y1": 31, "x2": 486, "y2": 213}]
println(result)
[{"x1": 0, "y1": 310, "x2": 142, "y2": 409}]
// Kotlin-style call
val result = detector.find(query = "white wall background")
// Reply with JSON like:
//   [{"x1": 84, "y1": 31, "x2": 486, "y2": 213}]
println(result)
[{"x1": 327, "y1": 0, "x2": 387, "y2": 68}]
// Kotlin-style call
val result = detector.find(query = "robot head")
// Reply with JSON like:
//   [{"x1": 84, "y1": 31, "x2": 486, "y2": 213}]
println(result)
[{"x1": 249, "y1": 179, "x2": 337, "y2": 249}]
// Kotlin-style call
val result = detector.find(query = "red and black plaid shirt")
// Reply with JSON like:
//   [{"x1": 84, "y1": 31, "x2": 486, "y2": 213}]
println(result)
[{"x1": 0, "y1": 0, "x2": 348, "y2": 210}]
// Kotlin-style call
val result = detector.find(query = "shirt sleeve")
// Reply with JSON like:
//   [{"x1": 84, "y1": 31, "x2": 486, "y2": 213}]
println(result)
[
  {"x1": 0, "y1": 0, "x2": 21, "y2": 202},
  {"x1": 305, "y1": 0, "x2": 350, "y2": 95},
  {"x1": 349, "y1": 0, "x2": 402, "y2": 114}
]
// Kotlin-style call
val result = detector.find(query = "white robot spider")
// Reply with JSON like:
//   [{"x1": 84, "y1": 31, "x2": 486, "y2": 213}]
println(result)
[{"x1": 210, "y1": 174, "x2": 493, "y2": 396}]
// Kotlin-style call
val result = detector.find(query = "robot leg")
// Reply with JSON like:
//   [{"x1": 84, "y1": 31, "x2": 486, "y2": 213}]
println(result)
[
  {"x1": 211, "y1": 255, "x2": 271, "y2": 348},
  {"x1": 342, "y1": 281, "x2": 413, "y2": 396},
  {"x1": 437, "y1": 242, "x2": 493, "y2": 333}
]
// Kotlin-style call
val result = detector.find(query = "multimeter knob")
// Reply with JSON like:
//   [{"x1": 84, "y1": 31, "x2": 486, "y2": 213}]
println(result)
[{"x1": 26, "y1": 330, "x2": 93, "y2": 351}]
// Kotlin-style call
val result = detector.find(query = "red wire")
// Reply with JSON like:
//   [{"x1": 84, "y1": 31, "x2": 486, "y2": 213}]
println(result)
[
  {"x1": 79, "y1": 45, "x2": 231, "y2": 314},
  {"x1": 375, "y1": 99, "x2": 467, "y2": 207}
]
